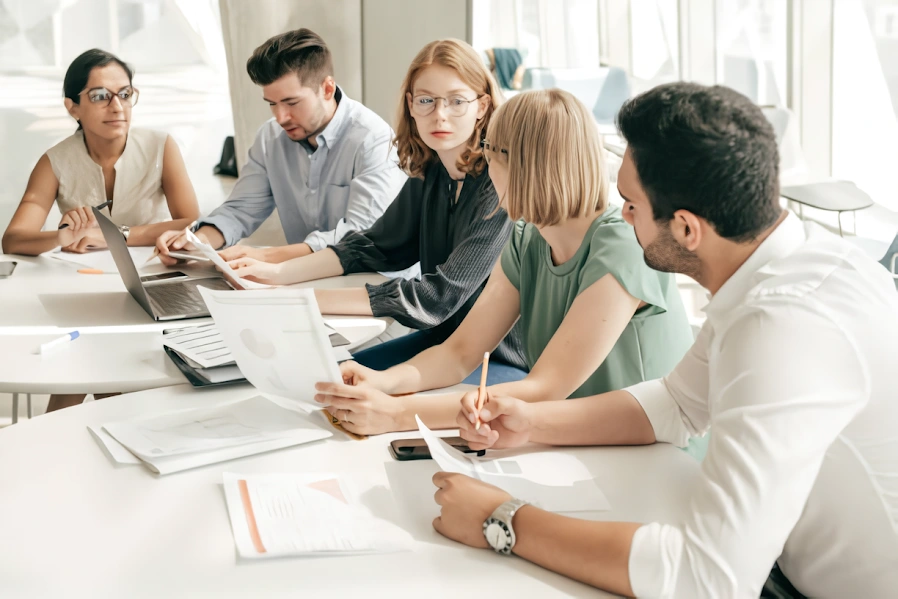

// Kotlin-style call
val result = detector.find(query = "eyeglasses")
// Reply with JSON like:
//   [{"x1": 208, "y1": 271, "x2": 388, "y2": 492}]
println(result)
[
  {"x1": 411, "y1": 94, "x2": 482, "y2": 117},
  {"x1": 480, "y1": 138, "x2": 508, "y2": 164},
  {"x1": 80, "y1": 86, "x2": 140, "y2": 107}
]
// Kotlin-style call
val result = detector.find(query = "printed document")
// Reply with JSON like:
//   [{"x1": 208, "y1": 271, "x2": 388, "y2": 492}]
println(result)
[
  {"x1": 162, "y1": 323, "x2": 234, "y2": 368},
  {"x1": 416, "y1": 415, "x2": 610, "y2": 512},
  {"x1": 197, "y1": 287, "x2": 342, "y2": 406},
  {"x1": 185, "y1": 229, "x2": 271, "y2": 290},
  {"x1": 104, "y1": 395, "x2": 330, "y2": 461},
  {"x1": 223, "y1": 472, "x2": 414, "y2": 558}
]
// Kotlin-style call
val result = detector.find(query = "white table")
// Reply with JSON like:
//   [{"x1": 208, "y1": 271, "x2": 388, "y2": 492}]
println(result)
[
  {"x1": 0, "y1": 252, "x2": 389, "y2": 395},
  {"x1": 0, "y1": 384, "x2": 702, "y2": 598}
]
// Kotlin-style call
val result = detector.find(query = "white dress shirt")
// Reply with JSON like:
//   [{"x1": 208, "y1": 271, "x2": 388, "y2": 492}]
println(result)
[
  {"x1": 198, "y1": 87, "x2": 408, "y2": 250},
  {"x1": 626, "y1": 212, "x2": 898, "y2": 598}
]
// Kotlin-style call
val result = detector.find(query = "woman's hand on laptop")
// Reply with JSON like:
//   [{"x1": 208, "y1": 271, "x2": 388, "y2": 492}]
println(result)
[{"x1": 227, "y1": 257, "x2": 284, "y2": 285}]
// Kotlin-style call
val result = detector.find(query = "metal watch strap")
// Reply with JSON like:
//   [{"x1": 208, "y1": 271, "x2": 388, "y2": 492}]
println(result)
[
  {"x1": 484, "y1": 498, "x2": 529, "y2": 555},
  {"x1": 119, "y1": 225, "x2": 130, "y2": 240}
]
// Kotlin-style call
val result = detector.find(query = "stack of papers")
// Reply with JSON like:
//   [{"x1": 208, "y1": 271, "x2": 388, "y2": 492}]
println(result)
[
  {"x1": 162, "y1": 323, "x2": 245, "y2": 384},
  {"x1": 90, "y1": 288, "x2": 348, "y2": 471},
  {"x1": 416, "y1": 416, "x2": 610, "y2": 513},
  {"x1": 222, "y1": 472, "x2": 413, "y2": 558},
  {"x1": 162, "y1": 322, "x2": 352, "y2": 382},
  {"x1": 96, "y1": 395, "x2": 332, "y2": 475}
]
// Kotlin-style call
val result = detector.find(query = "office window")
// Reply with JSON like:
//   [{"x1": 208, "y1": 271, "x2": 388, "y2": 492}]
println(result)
[
  {"x1": 715, "y1": 0, "x2": 788, "y2": 106},
  {"x1": 831, "y1": 0, "x2": 898, "y2": 212},
  {"x1": 0, "y1": 0, "x2": 223, "y2": 72},
  {"x1": 630, "y1": 0, "x2": 679, "y2": 85},
  {"x1": 471, "y1": 0, "x2": 599, "y2": 69}
]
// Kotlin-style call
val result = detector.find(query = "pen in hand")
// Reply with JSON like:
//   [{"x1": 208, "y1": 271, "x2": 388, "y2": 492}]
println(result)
[
  {"x1": 475, "y1": 352, "x2": 489, "y2": 430},
  {"x1": 58, "y1": 200, "x2": 112, "y2": 229}
]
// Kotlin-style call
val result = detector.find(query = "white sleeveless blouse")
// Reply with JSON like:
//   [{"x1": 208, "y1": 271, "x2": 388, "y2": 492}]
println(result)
[{"x1": 46, "y1": 128, "x2": 171, "y2": 226}]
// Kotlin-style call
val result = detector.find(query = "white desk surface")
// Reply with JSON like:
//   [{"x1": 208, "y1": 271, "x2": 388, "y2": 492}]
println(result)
[
  {"x1": 0, "y1": 252, "x2": 389, "y2": 393},
  {"x1": 0, "y1": 383, "x2": 701, "y2": 598}
]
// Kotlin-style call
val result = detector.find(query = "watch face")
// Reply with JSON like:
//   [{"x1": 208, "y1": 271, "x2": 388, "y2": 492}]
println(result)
[{"x1": 485, "y1": 521, "x2": 508, "y2": 551}]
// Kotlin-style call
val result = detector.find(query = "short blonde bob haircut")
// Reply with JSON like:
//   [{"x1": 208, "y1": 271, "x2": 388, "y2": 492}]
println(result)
[
  {"x1": 394, "y1": 39, "x2": 503, "y2": 179},
  {"x1": 485, "y1": 88, "x2": 608, "y2": 226}
]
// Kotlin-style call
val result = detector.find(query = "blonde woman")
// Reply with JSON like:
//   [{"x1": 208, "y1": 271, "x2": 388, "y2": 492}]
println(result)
[
  {"x1": 314, "y1": 89, "x2": 695, "y2": 435},
  {"x1": 226, "y1": 39, "x2": 527, "y2": 384},
  {"x1": 2, "y1": 49, "x2": 199, "y2": 257}
]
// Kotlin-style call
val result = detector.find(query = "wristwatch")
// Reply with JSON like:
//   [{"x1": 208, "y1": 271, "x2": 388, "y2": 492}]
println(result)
[
  {"x1": 119, "y1": 224, "x2": 130, "y2": 240},
  {"x1": 483, "y1": 498, "x2": 529, "y2": 555}
]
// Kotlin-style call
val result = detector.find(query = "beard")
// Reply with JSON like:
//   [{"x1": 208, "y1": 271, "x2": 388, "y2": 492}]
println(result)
[{"x1": 640, "y1": 223, "x2": 702, "y2": 279}]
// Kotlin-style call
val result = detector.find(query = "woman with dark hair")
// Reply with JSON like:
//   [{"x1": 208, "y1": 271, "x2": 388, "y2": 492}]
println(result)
[{"x1": 1, "y1": 48, "x2": 199, "y2": 256}]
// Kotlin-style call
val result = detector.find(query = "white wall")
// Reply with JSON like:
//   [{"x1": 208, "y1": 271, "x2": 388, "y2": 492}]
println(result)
[
  {"x1": 218, "y1": 0, "x2": 363, "y2": 171},
  {"x1": 361, "y1": 0, "x2": 470, "y2": 123}
]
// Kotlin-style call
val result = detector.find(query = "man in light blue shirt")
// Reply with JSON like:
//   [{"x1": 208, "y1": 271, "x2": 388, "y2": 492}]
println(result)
[{"x1": 156, "y1": 28, "x2": 406, "y2": 264}]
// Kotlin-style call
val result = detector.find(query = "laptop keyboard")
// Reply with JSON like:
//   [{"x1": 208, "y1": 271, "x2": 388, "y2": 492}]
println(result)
[{"x1": 146, "y1": 279, "x2": 231, "y2": 317}]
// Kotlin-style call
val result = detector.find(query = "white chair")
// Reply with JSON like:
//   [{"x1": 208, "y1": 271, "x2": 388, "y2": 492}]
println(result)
[{"x1": 762, "y1": 106, "x2": 874, "y2": 236}]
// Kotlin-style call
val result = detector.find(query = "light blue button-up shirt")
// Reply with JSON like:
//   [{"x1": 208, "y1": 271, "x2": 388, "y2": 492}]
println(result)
[{"x1": 199, "y1": 87, "x2": 407, "y2": 250}]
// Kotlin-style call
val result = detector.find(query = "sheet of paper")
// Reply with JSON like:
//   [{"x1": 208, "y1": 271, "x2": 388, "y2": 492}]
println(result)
[
  {"x1": 164, "y1": 323, "x2": 349, "y2": 369},
  {"x1": 185, "y1": 229, "x2": 271, "y2": 290},
  {"x1": 197, "y1": 287, "x2": 342, "y2": 406},
  {"x1": 124, "y1": 431, "x2": 331, "y2": 476},
  {"x1": 104, "y1": 395, "x2": 328, "y2": 460},
  {"x1": 162, "y1": 323, "x2": 235, "y2": 368},
  {"x1": 223, "y1": 472, "x2": 413, "y2": 558},
  {"x1": 196, "y1": 364, "x2": 244, "y2": 383},
  {"x1": 415, "y1": 415, "x2": 610, "y2": 512},
  {"x1": 87, "y1": 424, "x2": 141, "y2": 465},
  {"x1": 47, "y1": 246, "x2": 156, "y2": 273}
]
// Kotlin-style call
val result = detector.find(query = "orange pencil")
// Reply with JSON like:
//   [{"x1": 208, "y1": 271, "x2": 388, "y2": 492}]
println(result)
[{"x1": 475, "y1": 352, "x2": 489, "y2": 430}]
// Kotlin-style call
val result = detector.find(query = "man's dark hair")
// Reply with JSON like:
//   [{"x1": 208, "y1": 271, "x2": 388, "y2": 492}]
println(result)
[
  {"x1": 617, "y1": 82, "x2": 781, "y2": 242},
  {"x1": 63, "y1": 49, "x2": 133, "y2": 130},
  {"x1": 246, "y1": 28, "x2": 333, "y2": 87}
]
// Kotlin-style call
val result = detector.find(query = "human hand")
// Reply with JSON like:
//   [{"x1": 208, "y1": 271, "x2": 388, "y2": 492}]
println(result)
[
  {"x1": 57, "y1": 207, "x2": 101, "y2": 248},
  {"x1": 338, "y1": 360, "x2": 396, "y2": 393},
  {"x1": 217, "y1": 245, "x2": 269, "y2": 262},
  {"x1": 227, "y1": 256, "x2": 284, "y2": 285},
  {"x1": 154, "y1": 228, "x2": 206, "y2": 266},
  {"x1": 431, "y1": 472, "x2": 512, "y2": 549},
  {"x1": 457, "y1": 389, "x2": 533, "y2": 451},
  {"x1": 60, "y1": 227, "x2": 106, "y2": 253},
  {"x1": 313, "y1": 381, "x2": 404, "y2": 436}
]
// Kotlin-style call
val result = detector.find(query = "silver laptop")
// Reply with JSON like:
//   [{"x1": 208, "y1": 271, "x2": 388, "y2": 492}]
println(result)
[{"x1": 93, "y1": 207, "x2": 233, "y2": 321}]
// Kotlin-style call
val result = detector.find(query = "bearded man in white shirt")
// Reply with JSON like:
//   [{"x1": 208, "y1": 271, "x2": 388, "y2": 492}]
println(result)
[{"x1": 430, "y1": 82, "x2": 898, "y2": 598}]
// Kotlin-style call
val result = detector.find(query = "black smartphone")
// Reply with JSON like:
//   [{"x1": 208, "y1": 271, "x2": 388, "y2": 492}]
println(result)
[
  {"x1": 140, "y1": 271, "x2": 189, "y2": 284},
  {"x1": 0, "y1": 261, "x2": 16, "y2": 278},
  {"x1": 389, "y1": 436, "x2": 485, "y2": 461}
]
